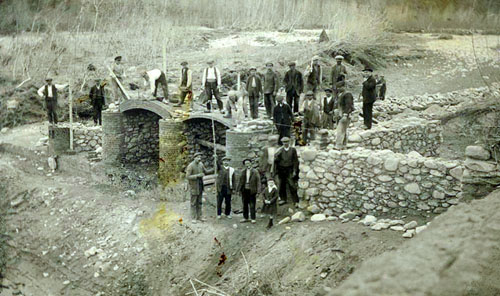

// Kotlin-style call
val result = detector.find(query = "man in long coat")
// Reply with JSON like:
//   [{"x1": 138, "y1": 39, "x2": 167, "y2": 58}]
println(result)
[
  {"x1": 89, "y1": 78, "x2": 106, "y2": 125},
  {"x1": 283, "y1": 62, "x2": 303, "y2": 113},
  {"x1": 263, "y1": 62, "x2": 279, "y2": 118},
  {"x1": 186, "y1": 152, "x2": 213, "y2": 223},
  {"x1": 273, "y1": 95, "x2": 294, "y2": 145},
  {"x1": 216, "y1": 156, "x2": 236, "y2": 219},
  {"x1": 362, "y1": 68, "x2": 377, "y2": 129},
  {"x1": 238, "y1": 159, "x2": 261, "y2": 224},
  {"x1": 273, "y1": 137, "x2": 299, "y2": 207},
  {"x1": 246, "y1": 67, "x2": 262, "y2": 119},
  {"x1": 261, "y1": 178, "x2": 279, "y2": 229}
]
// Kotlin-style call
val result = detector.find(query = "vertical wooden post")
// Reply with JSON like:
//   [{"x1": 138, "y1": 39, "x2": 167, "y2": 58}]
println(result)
[
  {"x1": 69, "y1": 82, "x2": 74, "y2": 151},
  {"x1": 237, "y1": 72, "x2": 240, "y2": 91}
]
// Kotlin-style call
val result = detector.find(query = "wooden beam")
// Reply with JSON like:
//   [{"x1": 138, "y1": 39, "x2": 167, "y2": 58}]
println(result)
[
  {"x1": 196, "y1": 139, "x2": 226, "y2": 152},
  {"x1": 106, "y1": 65, "x2": 131, "y2": 101}
]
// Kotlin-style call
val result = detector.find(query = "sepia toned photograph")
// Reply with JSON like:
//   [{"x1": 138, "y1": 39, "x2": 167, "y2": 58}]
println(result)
[{"x1": 0, "y1": 0, "x2": 499, "y2": 295}]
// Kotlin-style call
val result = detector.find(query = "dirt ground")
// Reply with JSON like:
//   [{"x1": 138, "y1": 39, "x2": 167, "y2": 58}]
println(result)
[{"x1": 0, "y1": 29, "x2": 499, "y2": 296}]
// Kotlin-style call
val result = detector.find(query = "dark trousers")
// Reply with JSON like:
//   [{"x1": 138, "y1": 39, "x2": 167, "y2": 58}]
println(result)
[
  {"x1": 45, "y1": 97, "x2": 58, "y2": 124},
  {"x1": 205, "y1": 81, "x2": 223, "y2": 111},
  {"x1": 241, "y1": 189, "x2": 256, "y2": 220},
  {"x1": 217, "y1": 186, "x2": 232, "y2": 216},
  {"x1": 286, "y1": 90, "x2": 300, "y2": 113},
  {"x1": 264, "y1": 93, "x2": 275, "y2": 118},
  {"x1": 154, "y1": 72, "x2": 169, "y2": 99},
  {"x1": 179, "y1": 88, "x2": 191, "y2": 105},
  {"x1": 190, "y1": 194, "x2": 202, "y2": 220},
  {"x1": 363, "y1": 102, "x2": 374, "y2": 129},
  {"x1": 276, "y1": 125, "x2": 291, "y2": 145},
  {"x1": 302, "y1": 117, "x2": 316, "y2": 144},
  {"x1": 277, "y1": 166, "x2": 299, "y2": 203},
  {"x1": 249, "y1": 94, "x2": 259, "y2": 119},
  {"x1": 93, "y1": 105, "x2": 102, "y2": 125}
]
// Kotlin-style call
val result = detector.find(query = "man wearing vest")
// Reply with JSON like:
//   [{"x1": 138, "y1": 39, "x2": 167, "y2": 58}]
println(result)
[
  {"x1": 273, "y1": 137, "x2": 299, "y2": 207},
  {"x1": 246, "y1": 67, "x2": 263, "y2": 119},
  {"x1": 37, "y1": 78, "x2": 67, "y2": 124},
  {"x1": 202, "y1": 60, "x2": 224, "y2": 113},
  {"x1": 176, "y1": 61, "x2": 192, "y2": 107},
  {"x1": 142, "y1": 69, "x2": 169, "y2": 101},
  {"x1": 283, "y1": 61, "x2": 304, "y2": 114},
  {"x1": 263, "y1": 62, "x2": 279, "y2": 118},
  {"x1": 238, "y1": 159, "x2": 261, "y2": 224},
  {"x1": 89, "y1": 78, "x2": 106, "y2": 126},
  {"x1": 321, "y1": 88, "x2": 336, "y2": 129},
  {"x1": 216, "y1": 156, "x2": 236, "y2": 219}
]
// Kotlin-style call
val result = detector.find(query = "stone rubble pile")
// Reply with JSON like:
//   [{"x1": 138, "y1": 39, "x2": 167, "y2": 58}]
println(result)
[
  {"x1": 299, "y1": 147, "x2": 464, "y2": 217},
  {"x1": 357, "y1": 215, "x2": 429, "y2": 238},
  {"x1": 233, "y1": 119, "x2": 273, "y2": 133},
  {"x1": 462, "y1": 145, "x2": 500, "y2": 200}
]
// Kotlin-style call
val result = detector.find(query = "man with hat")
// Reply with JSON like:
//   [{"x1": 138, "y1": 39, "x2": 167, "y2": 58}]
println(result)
[
  {"x1": 263, "y1": 62, "x2": 279, "y2": 118},
  {"x1": 202, "y1": 60, "x2": 224, "y2": 113},
  {"x1": 238, "y1": 158, "x2": 260, "y2": 224},
  {"x1": 302, "y1": 90, "x2": 320, "y2": 145},
  {"x1": 186, "y1": 152, "x2": 214, "y2": 223},
  {"x1": 336, "y1": 83, "x2": 354, "y2": 149},
  {"x1": 176, "y1": 61, "x2": 192, "y2": 107},
  {"x1": 259, "y1": 134, "x2": 279, "y2": 181},
  {"x1": 141, "y1": 68, "x2": 169, "y2": 101},
  {"x1": 283, "y1": 61, "x2": 304, "y2": 114},
  {"x1": 37, "y1": 78, "x2": 68, "y2": 124},
  {"x1": 306, "y1": 56, "x2": 322, "y2": 94},
  {"x1": 273, "y1": 95, "x2": 294, "y2": 145},
  {"x1": 321, "y1": 88, "x2": 336, "y2": 129},
  {"x1": 246, "y1": 67, "x2": 263, "y2": 119},
  {"x1": 216, "y1": 156, "x2": 236, "y2": 219},
  {"x1": 361, "y1": 67, "x2": 377, "y2": 129},
  {"x1": 89, "y1": 78, "x2": 106, "y2": 126},
  {"x1": 273, "y1": 137, "x2": 299, "y2": 207},
  {"x1": 331, "y1": 55, "x2": 347, "y2": 91},
  {"x1": 111, "y1": 56, "x2": 125, "y2": 103}
]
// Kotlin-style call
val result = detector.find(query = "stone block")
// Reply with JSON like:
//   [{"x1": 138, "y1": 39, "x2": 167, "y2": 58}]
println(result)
[{"x1": 465, "y1": 146, "x2": 491, "y2": 160}]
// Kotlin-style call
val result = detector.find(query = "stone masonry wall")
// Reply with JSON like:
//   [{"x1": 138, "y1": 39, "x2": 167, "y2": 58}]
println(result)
[
  {"x1": 298, "y1": 147, "x2": 463, "y2": 217},
  {"x1": 347, "y1": 118, "x2": 442, "y2": 157},
  {"x1": 121, "y1": 109, "x2": 160, "y2": 164},
  {"x1": 73, "y1": 124, "x2": 102, "y2": 152},
  {"x1": 461, "y1": 145, "x2": 500, "y2": 200},
  {"x1": 184, "y1": 119, "x2": 228, "y2": 169}
]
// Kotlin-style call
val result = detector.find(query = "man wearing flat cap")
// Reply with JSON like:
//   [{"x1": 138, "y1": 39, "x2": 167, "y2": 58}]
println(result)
[
  {"x1": 283, "y1": 61, "x2": 304, "y2": 114},
  {"x1": 273, "y1": 95, "x2": 294, "y2": 145},
  {"x1": 176, "y1": 61, "x2": 192, "y2": 107},
  {"x1": 331, "y1": 55, "x2": 347, "y2": 91},
  {"x1": 238, "y1": 159, "x2": 260, "y2": 223},
  {"x1": 202, "y1": 60, "x2": 224, "y2": 113},
  {"x1": 302, "y1": 90, "x2": 320, "y2": 145},
  {"x1": 216, "y1": 156, "x2": 236, "y2": 219},
  {"x1": 186, "y1": 152, "x2": 214, "y2": 223},
  {"x1": 362, "y1": 67, "x2": 377, "y2": 129},
  {"x1": 246, "y1": 67, "x2": 263, "y2": 119},
  {"x1": 111, "y1": 56, "x2": 125, "y2": 103},
  {"x1": 37, "y1": 78, "x2": 68, "y2": 124},
  {"x1": 322, "y1": 88, "x2": 336, "y2": 129},
  {"x1": 273, "y1": 137, "x2": 299, "y2": 207},
  {"x1": 306, "y1": 56, "x2": 322, "y2": 95},
  {"x1": 89, "y1": 78, "x2": 106, "y2": 125},
  {"x1": 263, "y1": 62, "x2": 279, "y2": 118}
]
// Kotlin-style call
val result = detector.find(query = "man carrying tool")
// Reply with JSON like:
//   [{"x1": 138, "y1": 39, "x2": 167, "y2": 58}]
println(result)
[
  {"x1": 141, "y1": 68, "x2": 169, "y2": 101},
  {"x1": 110, "y1": 56, "x2": 125, "y2": 103}
]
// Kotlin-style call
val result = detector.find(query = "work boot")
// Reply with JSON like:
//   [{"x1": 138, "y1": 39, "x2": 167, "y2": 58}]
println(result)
[
  {"x1": 240, "y1": 219, "x2": 249, "y2": 223},
  {"x1": 251, "y1": 220, "x2": 256, "y2": 224},
  {"x1": 266, "y1": 219, "x2": 273, "y2": 229},
  {"x1": 278, "y1": 200, "x2": 287, "y2": 206}
]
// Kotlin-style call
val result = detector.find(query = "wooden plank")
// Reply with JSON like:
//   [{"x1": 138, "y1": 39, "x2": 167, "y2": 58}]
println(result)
[
  {"x1": 106, "y1": 65, "x2": 131, "y2": 101},
  {"x1": 196, "y1": 139, "x2": 226, "y2": 152},
  {"x1": 69, "y1": 83, "x2": 73, "y2": 151}
]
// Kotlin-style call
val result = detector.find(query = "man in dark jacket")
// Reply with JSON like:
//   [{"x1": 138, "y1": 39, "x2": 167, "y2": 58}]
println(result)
[
  {"x1": 322, "y1": 88, "x2": 336, "y2": 129},
  {"x1": 216, "y1": 157, "x2": 236, "y2": 219},
  {"x1": 238, "y1": 159, "x2": 261, "y2": 224},
  {"x1": 89, "y1": 78, "x2": 106, "y2": 125},
  {"x1": 263, "y1": 62, "x2": 279, "y2": 118},
  {"x1": 283, "y1": 62, "x2": 303, "y2": 113},
  {"x1": 377, "y1": 74, "x2": 386, "y2": 101},
  {"x1": 186, "y1": 152, "x2": 213, "y2": 223},
  {"x1": 273, "y1": 137, "x2": 299, "y2": 207},
  {"x1": 336, "y1": 85, "x2": 354, "y2": 149},
  {"x1": 246, "y1": 67, "x2": 262, "y2": 119},
  {"x1": 261, "y1": 178, "x2": 279, "y2": 229},
  {"x1": 361, "y1": 68, "x2": 377, "y2": 129},
  {"x1": 306, "y1": 56, "x2": 322, "y2": 94},
  {"x1": 273, "y1": 95, "x2": 294, "y2": 145}
]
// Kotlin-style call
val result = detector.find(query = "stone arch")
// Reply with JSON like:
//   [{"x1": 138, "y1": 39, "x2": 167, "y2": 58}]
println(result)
[
  {"x1": 119, "y1": 100, "x2": 172, "y2": 119},
  {"x1": 182, "y1": 113, "x2": 232, "y2": 129}
]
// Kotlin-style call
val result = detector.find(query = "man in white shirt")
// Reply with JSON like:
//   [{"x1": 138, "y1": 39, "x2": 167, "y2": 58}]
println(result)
[
  {"x1": 176, "y1": 61, "x2": 192, "y2": 107},
  {"x1": 216, "y1": 157, "x2": 236, "y2": 219},
  {"x1": 202, "y1": 60, "x2": 224, "y2": 113},
  {"x1": 238, "y1": 159, "x2": 260, "y2": 224},
  {"x1": 37, "y1": 78, "x2": 68, "y2": 124},
  {"x1": 141, "y1": 69, "x2": 169, "y2": 101}
]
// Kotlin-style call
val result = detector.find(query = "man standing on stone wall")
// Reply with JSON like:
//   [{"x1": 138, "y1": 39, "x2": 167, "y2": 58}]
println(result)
[
  {"x1": 263, "y1": 62, "x2": 279, "y2": 119},
  {"x1": 246, "y1": 67, "x2": 263, "y2": 119},
  {"x1": 37, "y1": 78, "x2": 68, "y2": 125},
  {"x1": 176, "y1": 61, "x2": 192, "y2": 107},
  {"x1": 202, "y1": 60, "x2": 224, "y2": 113},
  {"x1": 238, "y1": 159, "x2": 261, "y2": 224},
  {"x1": 273, "y1": 95, "x2": 294, "y2": 145},
  {"x1": 89, "y1": 78, "x2": 106, "y2": 126},
  {"x1": 273, "y1": 137, "x2": 299, "y2": 207},
  {"x1": 306, "y1": 56, "x2": 322, "y2": 95},
  {"x1": 111, "y1": 56, "x2": 125, "y2": 103},
  {"x1": 336, "y1": 84, "x2": 354, "y2": 149},
  {"x1": 283, "y1": 62, "x2": 304, "y2": 114},
  {"x1": 302, "y1": 91, "x2": 320, "y2": 145},
  {"x1": 141, "y1": 68, "x2": 169, "y2": 101},
  {"x1": 186, "y1": 152, "x2": 213, "y2": 223},
  {"x1": 331, "y1": 55, "x2": 347, "y2": 91},
  {"x1": 361, "y1": 68, "x2": 377, "y2": 130},
  {"x1": 216, "y1": 156, "x2": 235, "y2": 219}
]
